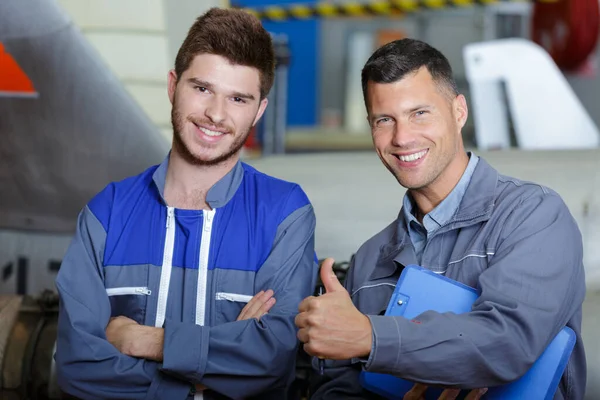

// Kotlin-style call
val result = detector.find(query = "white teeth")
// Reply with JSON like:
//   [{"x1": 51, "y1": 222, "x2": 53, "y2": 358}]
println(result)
[
  {"x1": 199, "y1": 127, "x2": 224, "y2": 137},
  {"x1": 398, "y1": 150, "x2": 427, "y2": 162}
]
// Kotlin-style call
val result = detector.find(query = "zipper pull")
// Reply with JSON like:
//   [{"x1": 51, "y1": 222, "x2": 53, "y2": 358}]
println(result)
[
  {"x1": 166, "y1": 207, "x2": 174, "y2": 228},
  {"x1": 203, "y1": 210, "x2": 214, "y2": 231},
  {"x1": 135, "y1": 287, "x2": 151, "y2": 295}
]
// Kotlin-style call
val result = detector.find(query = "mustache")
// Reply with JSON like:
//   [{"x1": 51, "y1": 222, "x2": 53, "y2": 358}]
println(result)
[{"x1": 187, "y1": 116, "x2": 232, "y2": 134}]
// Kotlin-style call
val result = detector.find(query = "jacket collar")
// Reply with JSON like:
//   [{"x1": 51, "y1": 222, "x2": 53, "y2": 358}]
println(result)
[
  {"x1": 152, "y1": 152, "x2": 244, "y2": 209},
  {"x1": 369, "y1": 156, "x2": 499, "y2": 280}
]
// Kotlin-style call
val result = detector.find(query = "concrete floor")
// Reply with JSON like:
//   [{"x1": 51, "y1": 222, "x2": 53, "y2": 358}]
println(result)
[{"x1": 248, "y1": 148, "x2": 600, "y2": 398}]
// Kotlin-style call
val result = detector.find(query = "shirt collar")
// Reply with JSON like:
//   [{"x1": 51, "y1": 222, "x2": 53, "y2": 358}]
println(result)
[{"x1": 402, "y1": 152, "x2": 479, "y2": 233}]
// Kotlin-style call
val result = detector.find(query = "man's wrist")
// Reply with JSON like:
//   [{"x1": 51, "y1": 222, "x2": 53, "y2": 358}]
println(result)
[
  {"x1": 130, "y1": 325, "x2": 164, "y2": 361},
  {"x1": 358, "y1": 314, "x2": 374, "y2": 358}
]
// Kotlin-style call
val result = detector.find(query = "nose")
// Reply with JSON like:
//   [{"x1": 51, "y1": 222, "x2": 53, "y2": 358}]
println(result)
[
  {"x1": 204, "y1": 97, "x2": 226, "y2": 125},
  {"x1": 391, "y1": 121, "x2": 417, "y2": 148}
]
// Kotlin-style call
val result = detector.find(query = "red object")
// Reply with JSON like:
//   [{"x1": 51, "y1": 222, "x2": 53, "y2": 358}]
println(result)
[
  {"x1": 532, "y1": 0, "x2": 600, "y2": 71},
  {"x1": 0, "y1": 42, "x2": 38, "y2": 97},
  {"x1": 244, "y1": 125, "x2": 260, "y2": 150}
]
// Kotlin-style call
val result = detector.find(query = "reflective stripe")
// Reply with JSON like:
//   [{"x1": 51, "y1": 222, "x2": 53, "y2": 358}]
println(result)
[
  {"x1": 195, "y1": 209, "x2": 215, "y2": 327},
  {"x1": 155, "y1": 206, "x2": 175, "y2": 328},
  {"x1": 215, "y1": 292, "x2": 253, "y2": 303},
  {"x1": 106, "y1": 287, "x2": 151, "y2": 296}
]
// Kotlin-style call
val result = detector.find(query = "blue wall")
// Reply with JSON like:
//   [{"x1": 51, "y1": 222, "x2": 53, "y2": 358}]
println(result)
[{"x1": 235, "y1": 1, "x2": 319, "y2": 127}]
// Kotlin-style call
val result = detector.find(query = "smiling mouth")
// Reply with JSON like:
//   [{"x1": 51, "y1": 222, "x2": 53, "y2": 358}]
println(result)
[
  {"x1": 197, "y1": 125, "x2": 225, "y2": 137},
  {"x1": 394, "y1": 149, "x2": 428, "y2": 162}
]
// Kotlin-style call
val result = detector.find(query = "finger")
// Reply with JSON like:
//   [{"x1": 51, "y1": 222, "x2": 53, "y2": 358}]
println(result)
[
  {"x1": 465, "y1": 388, "x2": 488, "y2": 400},
  {"x1": 236, "y1": 292, "x2": 259, "y2": 321},
  {"x1": 236, "y1": 292, "x2": 258, "y2": 321},
  {"x1": 298, "y1": 296, "x2": 316, "y2": 313},
  {"x1": 303, "y1": 341, "x2": 321, "y2": 357},
  {"x1": 320, "y1": 258, "x2": 344, "y2": 293},
  {"x1": 294, "y1": 312, "x2": 309, "y2": 330},
  {"x1": 297, "y1": 327, "x2": 309, "y2": 344},
  {"x1": 237, "y1": 290, "x2": 266, "y2": 320},
  {"x1": 237, "y1": 290, "x2": 272, "y2": 321},
  {"x1": 438, "y1": 388, "x2": 461, "y2": 400},
  {"x1": 257, "y1": 297, "x2": 276, "y2": 318},
  {"x1": 404, "y1": 383, "x2": 428, "y2": 400}
]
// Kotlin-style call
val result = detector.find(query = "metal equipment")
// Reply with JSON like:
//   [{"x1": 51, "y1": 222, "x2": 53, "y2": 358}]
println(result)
[{"x1": 0, "y1": 291, "x2": 59, "y2": 400}]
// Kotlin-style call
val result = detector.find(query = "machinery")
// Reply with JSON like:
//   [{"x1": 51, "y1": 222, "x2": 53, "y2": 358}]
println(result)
[{"x1": 0, "y1": 293, "x2": 60, "y2": 400}]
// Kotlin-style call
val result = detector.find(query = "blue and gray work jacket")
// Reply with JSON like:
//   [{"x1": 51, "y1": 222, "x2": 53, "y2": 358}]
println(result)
[{"x1": 55, "y1": 156, "x2": 318, "y2": 400}]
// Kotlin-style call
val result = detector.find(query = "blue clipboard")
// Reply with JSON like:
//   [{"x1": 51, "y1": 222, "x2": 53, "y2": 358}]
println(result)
[{"x1": 359, "y1": 265, "x2": 576, "y2": 400}]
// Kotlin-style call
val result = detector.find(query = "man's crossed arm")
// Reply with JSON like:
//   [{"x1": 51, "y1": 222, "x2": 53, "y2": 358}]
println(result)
[{"x1": 106, "y1": 290, "x2": 278, "y2": 392}]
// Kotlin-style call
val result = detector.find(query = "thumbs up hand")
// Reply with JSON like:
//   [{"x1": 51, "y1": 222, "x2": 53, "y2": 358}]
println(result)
[
  {"x1": 319, "y1": 258, "x2": 346, "y2": 293},
  {"x1": 295, "y1": 258, "x2": 373, "y2": 360}
]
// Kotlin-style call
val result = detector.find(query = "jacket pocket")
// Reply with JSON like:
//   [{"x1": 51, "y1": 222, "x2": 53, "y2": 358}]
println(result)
[
  {"x1": 106, "y1": 286, "x2": 151, "y2": 324},
  {"x1": 214, "y1": 292, "x2": 253, "y2": 324}
]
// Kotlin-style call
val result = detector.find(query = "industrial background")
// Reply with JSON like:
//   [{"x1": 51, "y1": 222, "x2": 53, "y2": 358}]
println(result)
[{"x1": 1, "y1": 0, "x2": 600, "y2": 398}]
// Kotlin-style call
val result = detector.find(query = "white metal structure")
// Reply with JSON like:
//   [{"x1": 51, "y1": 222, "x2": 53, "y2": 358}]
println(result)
[{"x1": 464, "y1": 38, "x2": 600, "y2": 150}]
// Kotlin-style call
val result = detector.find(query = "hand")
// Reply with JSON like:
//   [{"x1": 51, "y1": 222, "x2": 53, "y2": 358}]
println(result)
[
  {"x1": 106, "y1": 316, "x2": 139, "y2": 356},
  {"x1": 237, "y1": 290, "x2": 276, "y2": 321},
  {"x1": 106, "y1": 316, "x2": 163, "y2": 361},
  {"x1": 295, "y1": 258, "x2": 372, "y2": 360},
  {"x1": 404, "y1": 383, "x2": 488, "y2": 400}
]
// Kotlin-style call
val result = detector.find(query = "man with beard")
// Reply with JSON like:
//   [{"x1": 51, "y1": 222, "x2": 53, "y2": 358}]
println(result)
[{"x1": 55, "y1": 8, "x2": 318, "y2": 400}]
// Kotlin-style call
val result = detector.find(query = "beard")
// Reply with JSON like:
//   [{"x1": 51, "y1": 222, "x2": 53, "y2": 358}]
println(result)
[{"x1": 171, "y1": 107, "x2": 252, "y2": 167}]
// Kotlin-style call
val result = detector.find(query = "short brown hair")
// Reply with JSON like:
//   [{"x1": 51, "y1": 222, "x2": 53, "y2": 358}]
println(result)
[{"x1": 174, "y1": 8, "x2": 275, "y2": 99}]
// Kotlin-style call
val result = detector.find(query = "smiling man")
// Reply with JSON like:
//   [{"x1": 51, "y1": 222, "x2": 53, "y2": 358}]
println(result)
[
  {"x1": 296, "y1": 39, "x2": 586, "y2": 400},
  {"x1": 55, "y1": 8, "x2": 318, "y2": 400}
]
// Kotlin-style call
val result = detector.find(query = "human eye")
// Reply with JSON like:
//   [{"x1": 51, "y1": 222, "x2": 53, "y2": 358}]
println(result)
[{"x1": 375, "y1": 117, "x2": 392, "y2": 126}]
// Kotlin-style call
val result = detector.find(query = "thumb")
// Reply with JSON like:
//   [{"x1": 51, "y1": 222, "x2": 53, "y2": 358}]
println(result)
[{"x1": 320, "y1": 258, "x2": 344, "y2": 293}]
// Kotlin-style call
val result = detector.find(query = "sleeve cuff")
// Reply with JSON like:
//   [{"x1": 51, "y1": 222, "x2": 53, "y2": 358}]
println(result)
[
  {"x1": 145, "y1": 368, "x2": 192, "y2": 400},
  {"x1": 364, "y1": 315, "x2": 402, "y2": 372},
  {"x1": 161, "y1": 320, "x2": 210, "y2": 381}
]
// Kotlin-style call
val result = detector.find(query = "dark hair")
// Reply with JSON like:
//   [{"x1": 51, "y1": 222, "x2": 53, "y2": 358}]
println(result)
[
  {"x1": 361, "y1": 38, "x2": 458, "y2": 106},
  {"x1": 174, "y1": 8, "x2": 275, "y2": 99}
]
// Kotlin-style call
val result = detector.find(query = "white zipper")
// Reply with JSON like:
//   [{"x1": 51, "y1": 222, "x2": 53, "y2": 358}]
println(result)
[
  {"x1": 155, "y1": 206, "x2": 175, "y2": 328},
  {"x1": 193, "y1": 209, "x2": 215, "y2": 400},
  {"x1": 106, "y1": 287, "x2": 151, "y2": 296},
  {"x1": 215, "y1": 292, "x2": 252, "y2": 303},
  {"x1": 195, "y1": 209, "x2": 215, "y2": 327}
]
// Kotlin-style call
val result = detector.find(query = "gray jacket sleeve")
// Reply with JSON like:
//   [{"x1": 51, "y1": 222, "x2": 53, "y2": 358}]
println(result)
[
  {"x1": 160, "y1": 203, "x2": 318, "y2": 399},
  {"x1": 310, "y1": 255, "x2": 388, "y2": 400},
  {"x1": 365, "y1": 192, "x2": 585, "y2": 388},
  {"x1": 55, "y1": 207, "x2": 191, "y2": 400}
]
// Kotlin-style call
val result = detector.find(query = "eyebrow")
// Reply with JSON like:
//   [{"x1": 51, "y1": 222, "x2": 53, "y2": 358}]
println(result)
[{"x1": 187, "y1": 78, "x2": 256, "y2": 101}]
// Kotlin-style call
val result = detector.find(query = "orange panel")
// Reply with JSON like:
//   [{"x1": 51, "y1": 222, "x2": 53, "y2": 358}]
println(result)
[{"x1": 0, "y1": 41, "x2": 38, "y2": 96}]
